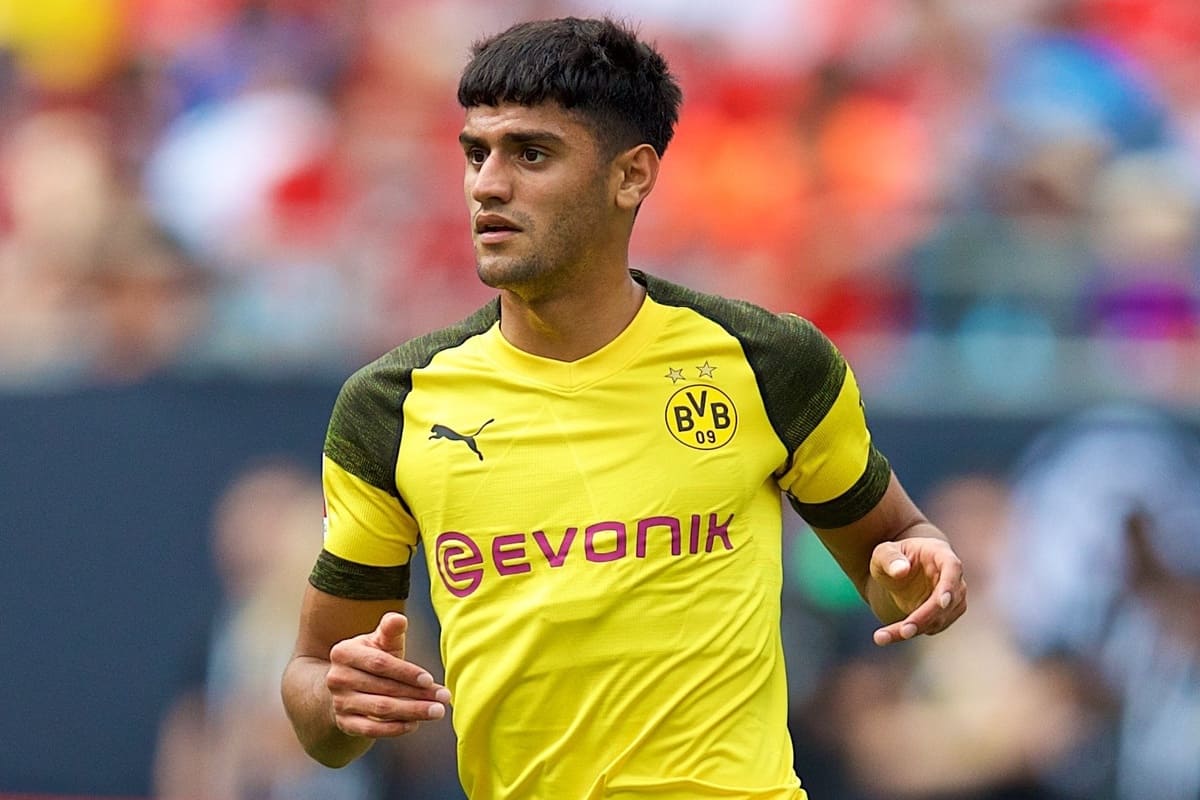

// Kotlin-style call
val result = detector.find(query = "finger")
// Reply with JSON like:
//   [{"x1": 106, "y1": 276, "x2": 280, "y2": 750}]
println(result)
[
  {"x1": 869, "y1": 541, "x2": 911, "y2": 584},
  {"x1": 335, "y1": 693, "x2": 448, "y2": 725},
  {"x1": 372, "y1": 612, "x2": 409, "y2": 658},
  {"x1": 330, "y1": 640, "x2": 438, "y2": 689},
  {"x1": 872, "y1": 618, "x2": 919, "y2": 647},
  {"x1": 327, "y1": 665, "x2": 452, "y2": 703},
  {"x1": 334, "y1": 713, "x2": 421, "y2": 739},
  {"x1": 929, "y1": 551, "x2": 965, "y2": 603},
  {"x1": 873, "y1": 587, "x2": 968, "y2": 646},
  {"x1": 898, "y1": 586, "x2": 953, "y2": 633},
  {"x1": 922, "y1": 561, "x2": 967, "y2": 624}
]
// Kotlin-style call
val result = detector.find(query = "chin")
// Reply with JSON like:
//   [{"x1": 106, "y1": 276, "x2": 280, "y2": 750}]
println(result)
[
  {"x1": 475, "y1": 254, "x2": 545, "y2": 290},
  {"x1": 474, "y1": 259, "x2": 509, "y2": 289}
]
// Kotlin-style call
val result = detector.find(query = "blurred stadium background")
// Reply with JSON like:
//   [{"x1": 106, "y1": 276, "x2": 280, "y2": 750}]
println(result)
[{"x1": 1, "y1": 1, "x2": 1199, "y2": 798}]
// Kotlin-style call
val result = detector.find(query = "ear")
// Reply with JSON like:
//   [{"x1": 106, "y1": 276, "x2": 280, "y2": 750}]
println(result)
[{"x1": 612, "y1": 144, "x2": 660, "y2": 212}]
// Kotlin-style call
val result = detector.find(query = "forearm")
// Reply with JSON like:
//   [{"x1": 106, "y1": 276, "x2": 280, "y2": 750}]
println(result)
[{"x1": 281, "y1": 655, "x2": 374, "y2": 768}]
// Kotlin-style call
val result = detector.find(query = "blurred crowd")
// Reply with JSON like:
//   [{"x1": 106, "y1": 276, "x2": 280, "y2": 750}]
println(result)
[{"x1": 1, "y1": 0, "x2": 1199, "y2": 406}]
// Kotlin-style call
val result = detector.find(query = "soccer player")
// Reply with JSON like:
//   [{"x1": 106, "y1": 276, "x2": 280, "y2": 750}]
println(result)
[{"x1": 281, "y1": 16, "x2": 967, "y2": 800}]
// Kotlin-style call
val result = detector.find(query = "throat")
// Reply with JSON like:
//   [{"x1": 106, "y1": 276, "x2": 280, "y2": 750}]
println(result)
[{"x1": 499, "y1": 278, "x2": 646, "y2": 361}]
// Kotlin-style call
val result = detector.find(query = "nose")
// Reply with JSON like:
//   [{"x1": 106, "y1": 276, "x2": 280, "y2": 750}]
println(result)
[{"x1": 468, "y1": 152, "x2": 512, "y2": 205}]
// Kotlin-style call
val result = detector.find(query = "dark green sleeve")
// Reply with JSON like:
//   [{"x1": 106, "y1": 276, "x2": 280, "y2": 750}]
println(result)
[{"x1": 323, "y1": 298, "x2": 501, "y2": 496}]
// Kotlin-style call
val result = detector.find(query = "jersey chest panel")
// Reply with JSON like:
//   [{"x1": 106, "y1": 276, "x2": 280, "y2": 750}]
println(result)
[{"x1": 396, "y1": 331, "x2": 787, "y2": 615}]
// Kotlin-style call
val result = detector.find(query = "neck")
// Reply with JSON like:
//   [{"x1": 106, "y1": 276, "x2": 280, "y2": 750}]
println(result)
[{"x1": 498, "y1": 269, "x2": 645, "y2": 361}]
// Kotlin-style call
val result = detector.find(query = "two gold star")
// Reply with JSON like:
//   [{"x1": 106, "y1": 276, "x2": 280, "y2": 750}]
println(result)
[{"x1": 665, "y1": 361, "x2": 717, "y2": 382}]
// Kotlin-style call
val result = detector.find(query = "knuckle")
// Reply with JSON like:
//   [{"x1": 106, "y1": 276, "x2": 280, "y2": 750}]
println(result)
[
  {"x1": 330, "y1": 694, "x2": 352, "y2": 716},
  {"x1": 332, "y1": 709, "x2": 355, "y2": 734},
  {"x1": 363, "y1": 651, "x2": 391, "y2": 674},
  {"x1": 329, "y1": 639, "x2": 357, "y2": 663}
]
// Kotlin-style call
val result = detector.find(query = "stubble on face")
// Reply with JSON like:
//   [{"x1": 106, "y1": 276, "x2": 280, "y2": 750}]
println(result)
[
  {"x1": 473, "y1": 208, "x2": 542, "y2": 290},
  {"x1": 474, "y1": 181, "x2": 607, "y2": 296}
]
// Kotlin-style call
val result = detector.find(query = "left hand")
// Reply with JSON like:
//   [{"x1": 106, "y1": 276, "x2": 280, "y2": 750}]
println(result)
[{"x1": 868, "y1": 537, "x2": 966, "y2": 646}]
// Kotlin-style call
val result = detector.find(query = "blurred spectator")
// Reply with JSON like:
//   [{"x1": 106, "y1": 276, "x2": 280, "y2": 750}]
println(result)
[
  {"x1": 1082, "y1": 148, "x2": 1200, "y2": 399},
  {"x1": 0, "y1": 108, "x2": 210, "y2": 386},
  {"x1": 84, "y1": 203, "x2": 212, "y2": 383},
  {"x1": 1003, "y1": 403, "x2": 1200, "y2": 800},
  {"x1": 154, "y1": 461, "x2": 385, "y2": 799},
  {"x1": 1085, "y1": 149, "x2": 1200, "y2": 341},
  {"x1": 0, "y1": 109, "x2": 114, "y2": 385},
  {"x1": 815, "y1": 474, "x2": 1100, "y2": 800},
  {"x1": 902, "y1": 4, "x2": 1200, "y2": 405},
  {"x1": 153, "y1": 459, "x2": 463, "y2": 799}
]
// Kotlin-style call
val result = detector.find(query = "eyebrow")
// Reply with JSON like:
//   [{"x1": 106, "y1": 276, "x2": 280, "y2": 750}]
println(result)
[{"x1": 458, "y1": 129, "x2": 567, "y2": 149}]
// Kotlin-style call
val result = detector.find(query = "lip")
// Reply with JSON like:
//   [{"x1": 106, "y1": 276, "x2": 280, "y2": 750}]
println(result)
[
  {"x1": 478, "y1": 230, "x2": 517, "y2": 245},
  {"x1": 474, "y1": 213, "x2": 522, "y2": 244}
]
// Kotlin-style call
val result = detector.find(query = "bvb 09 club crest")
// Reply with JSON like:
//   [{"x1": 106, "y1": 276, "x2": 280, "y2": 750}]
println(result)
[{"x1": 665, "y1": 385, "x2": 738, "y2": 450}]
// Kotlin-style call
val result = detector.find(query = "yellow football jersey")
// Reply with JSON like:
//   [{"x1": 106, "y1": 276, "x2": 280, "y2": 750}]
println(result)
[{"x1": 314, "y1": 271, "x2": 891, "y2": 799}]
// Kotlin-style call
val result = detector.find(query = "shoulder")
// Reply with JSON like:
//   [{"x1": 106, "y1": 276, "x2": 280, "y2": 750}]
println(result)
[
  {"x1": 326, "y1": 299, "x2": 500, "y2": 492},
  {"x1": 641, "y1": 271, "x2": 846, "y2": 450},
  {"x1": 641, "y1": 270, "x2": 840, "y2": 366},
  {"x1": 349, "y1": 299, "x2": 500, "y2": 387}
]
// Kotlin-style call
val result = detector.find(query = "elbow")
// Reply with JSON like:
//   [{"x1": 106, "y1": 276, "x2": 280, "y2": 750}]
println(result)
[
  {"x1": 281, "y1": 660, "x2": 367, "y2": 769},
  {"x1": 293, "y1": 725, "x2": 372, "y2": 769},
  {"x1": 308, "y1": 747, "x2": 360, "y2": 770}
]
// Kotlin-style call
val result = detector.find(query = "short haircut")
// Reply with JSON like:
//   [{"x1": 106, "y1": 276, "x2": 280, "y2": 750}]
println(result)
[{"x1": 457, "y1": 17, "x2": 682, "y2": 159}]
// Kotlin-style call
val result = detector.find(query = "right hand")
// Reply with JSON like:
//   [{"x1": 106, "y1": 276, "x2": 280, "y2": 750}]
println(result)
[{"x1": 325, "y1": 611, "x2": 452, "y2": 738}]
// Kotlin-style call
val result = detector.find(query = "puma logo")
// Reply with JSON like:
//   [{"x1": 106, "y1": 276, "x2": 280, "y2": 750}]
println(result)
[{"x1": 429, "y1": 419, "x2": 495, "y2": 461}]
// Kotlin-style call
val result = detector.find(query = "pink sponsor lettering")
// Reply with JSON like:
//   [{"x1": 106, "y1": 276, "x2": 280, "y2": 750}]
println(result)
[
  {"x1": 435, "y1": 531, "x2": 484, "y2": 597},
  {"x1": 532, "y1": 527, "x2": 577, "y2": 567},
  {"x1": 636, "y1": 516, "x2": 682, "y2": 557},
  {"x1": 584, "y1": 521, "x2": 626, "y2": 562},
  {"x1": 705, "y1": 513, "x2": 734, "y2": 552},
  {"x1": 493, "y1": 533, "x2": 531, "y2": 575},
  {"x1": 433, "y1": 513, "x2": 736, "y2": 597}
]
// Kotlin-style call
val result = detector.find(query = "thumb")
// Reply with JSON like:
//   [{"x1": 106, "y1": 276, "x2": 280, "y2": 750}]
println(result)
[
  {"x1": 373, "y1": 611, "x2": 408, "y2": 659},
  {"x1": 870, "y1": 541, "x2": 911, "y2": 584}
]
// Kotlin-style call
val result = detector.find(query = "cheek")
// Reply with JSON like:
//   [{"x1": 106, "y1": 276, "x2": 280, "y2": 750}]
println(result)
[{"x1": 552, "y1": 175, "x2": 609, "y2": 218}]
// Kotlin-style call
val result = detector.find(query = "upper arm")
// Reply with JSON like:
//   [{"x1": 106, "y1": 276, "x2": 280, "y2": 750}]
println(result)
[
  {"x1": 751, "y1": 315, "x2": 890, "y2": 530},
  {"x1": 305, "y1": 366, "x2": 419, "y2": 659},
  {"x1": 292, "y1": 583, "x2": 406, "y2": 660}
]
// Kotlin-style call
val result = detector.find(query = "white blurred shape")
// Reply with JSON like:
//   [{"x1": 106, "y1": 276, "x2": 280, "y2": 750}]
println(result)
[{"x1": 144, "y1": 88, "x2": 335, "y2": 263}]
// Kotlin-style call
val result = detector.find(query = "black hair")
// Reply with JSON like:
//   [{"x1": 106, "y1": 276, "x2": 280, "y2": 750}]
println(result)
[{"x1": 457, "y1": 17, "x2": 682, "y2": 159}]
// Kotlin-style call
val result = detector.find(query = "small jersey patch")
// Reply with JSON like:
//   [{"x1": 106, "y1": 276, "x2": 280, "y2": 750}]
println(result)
[{"x1": 665, "y1": 384, "x2": 738, "y2": 450}]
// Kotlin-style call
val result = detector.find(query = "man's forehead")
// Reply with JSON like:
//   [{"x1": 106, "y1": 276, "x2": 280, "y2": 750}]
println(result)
[{"x1": 460, "y1": 102, "x2": 588, "y2": 139}]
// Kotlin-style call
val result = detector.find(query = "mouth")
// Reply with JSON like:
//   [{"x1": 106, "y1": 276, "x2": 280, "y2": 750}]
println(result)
[{"x1": 474, "y1": 214, "x2": 522, "y2": 244}]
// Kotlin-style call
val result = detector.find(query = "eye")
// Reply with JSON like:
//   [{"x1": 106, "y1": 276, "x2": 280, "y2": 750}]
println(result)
[
  {"x1": 466, "y1": 147, "x2": 487, "y2": 166},
  {"x1": 520, "y1": 148, "x2": 546, "y2": 164}
]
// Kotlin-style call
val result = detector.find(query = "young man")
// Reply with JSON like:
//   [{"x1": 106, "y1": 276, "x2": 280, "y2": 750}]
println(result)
[{"x1": 282, "y1": 17, "x2": 967, "y2": 800}]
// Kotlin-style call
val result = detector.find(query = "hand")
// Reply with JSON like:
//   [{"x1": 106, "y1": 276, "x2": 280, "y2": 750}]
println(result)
[
  {"x1": 325, "y1": 612, "x2": 452, "y2": 738},
  {"x1": 869, "y1": 537, "x2": 966, "y2": 646}
]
